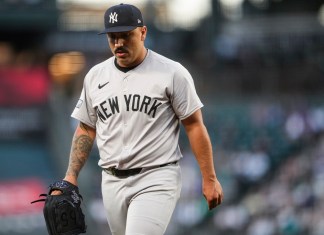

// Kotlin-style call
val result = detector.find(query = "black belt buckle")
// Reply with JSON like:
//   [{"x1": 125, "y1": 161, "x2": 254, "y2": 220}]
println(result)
[{"x1": 109, "y1": 167, "x2": 117, "y2": 176}]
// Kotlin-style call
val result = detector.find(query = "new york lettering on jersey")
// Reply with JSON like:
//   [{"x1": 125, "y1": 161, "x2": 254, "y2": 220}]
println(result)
[{"x1": 95, "y1": 94, "x2": 162, "y2": 122}]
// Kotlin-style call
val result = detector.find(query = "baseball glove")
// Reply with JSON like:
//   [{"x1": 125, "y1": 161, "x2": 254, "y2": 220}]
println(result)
[{"x1": 31, "y1": 180, "x2": 86, "y2": 235}]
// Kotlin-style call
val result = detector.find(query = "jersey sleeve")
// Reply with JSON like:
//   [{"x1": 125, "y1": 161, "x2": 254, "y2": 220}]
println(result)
[
  {"x1": 71, "y1": 73, "x2": 97, "y2": 128},
  {"x1": 171, "y1": 63, "x2": 203, "y2": 120}
]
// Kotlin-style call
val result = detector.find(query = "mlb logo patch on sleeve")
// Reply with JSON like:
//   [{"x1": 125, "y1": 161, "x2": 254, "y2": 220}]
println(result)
[{"x1": 76, "y1": 99, "x2": 83, "y2": 108}]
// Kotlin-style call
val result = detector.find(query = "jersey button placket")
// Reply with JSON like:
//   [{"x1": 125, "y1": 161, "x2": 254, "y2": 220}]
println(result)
[
  {"x1": 122, "y1": 76, "x2": 128, "y2": 93},
  {"x1": 121, "y1": 75, "x2": 129, "y2": 161}
]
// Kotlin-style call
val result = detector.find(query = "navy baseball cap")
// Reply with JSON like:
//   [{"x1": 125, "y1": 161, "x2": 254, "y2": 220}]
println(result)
[{"x1": 98, "y1": 3, "x2": 144, "y2": 34}]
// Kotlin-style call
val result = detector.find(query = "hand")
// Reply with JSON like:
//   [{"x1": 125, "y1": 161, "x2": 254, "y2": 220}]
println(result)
[
  {"x1": 63, "y1": 176, "x2": 78, "y2": 186},
  {"x1": 50, "y1": 190, "x2": 62, "y2": 195},
  {"x1": 50, "y1": 177, "x2": 78, "y2": 196},
  {"x1": 35, "y1": 179, "x2": 86, "y2": 234},
  {"x1": 202, "y1": 178, "x2": 224, "y2": 210}
]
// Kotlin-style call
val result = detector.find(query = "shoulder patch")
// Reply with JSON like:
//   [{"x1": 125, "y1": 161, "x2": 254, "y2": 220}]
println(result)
[{"x1": 76, "y1": 99, "x2": 83, "y2": 108}]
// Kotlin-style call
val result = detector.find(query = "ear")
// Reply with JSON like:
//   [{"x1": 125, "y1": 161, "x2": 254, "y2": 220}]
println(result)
[{"x1": 141, "y1": 26, "x2": 147, "y2": 41}]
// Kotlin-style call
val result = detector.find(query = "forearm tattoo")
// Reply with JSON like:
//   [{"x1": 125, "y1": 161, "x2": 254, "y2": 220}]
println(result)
[{"x1": 66, "y1": 133, "x2": 93, "y2": 178}]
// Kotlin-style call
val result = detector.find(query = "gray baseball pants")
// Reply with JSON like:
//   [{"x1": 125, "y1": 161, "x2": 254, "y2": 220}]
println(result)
[{"x1": 101, "y1": 163, "x2": 181, "y2": 235}]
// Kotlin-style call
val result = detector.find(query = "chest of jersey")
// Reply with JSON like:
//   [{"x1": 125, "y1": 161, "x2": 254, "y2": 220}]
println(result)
[{"x1": 90, "y1": 69, "x2": 172, "y2": 123}]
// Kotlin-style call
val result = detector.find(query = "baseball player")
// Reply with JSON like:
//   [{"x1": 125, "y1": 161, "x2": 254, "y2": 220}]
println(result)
[{"x1": 57, "y1": 3, "x2": 223, "y2": 235}]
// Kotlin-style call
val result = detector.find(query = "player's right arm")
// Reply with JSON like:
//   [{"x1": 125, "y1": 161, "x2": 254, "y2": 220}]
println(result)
[{"x1": 63, "y1": 122, "x2": 96, "y2": 186}]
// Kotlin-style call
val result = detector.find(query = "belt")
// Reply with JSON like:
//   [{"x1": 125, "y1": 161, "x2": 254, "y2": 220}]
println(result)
[{"x1": 104, "y1": 161, "x2": 178, "y2": 177}]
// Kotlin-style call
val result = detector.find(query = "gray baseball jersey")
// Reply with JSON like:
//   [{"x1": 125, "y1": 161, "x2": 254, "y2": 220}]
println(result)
[{"x1": 71, "y1": 50, "x2": 203, "y2": 169}]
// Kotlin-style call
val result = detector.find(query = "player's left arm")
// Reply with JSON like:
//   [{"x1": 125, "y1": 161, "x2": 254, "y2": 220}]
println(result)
[{"x1": 181, "y1": 109, "x2": 224, "y2": 210}]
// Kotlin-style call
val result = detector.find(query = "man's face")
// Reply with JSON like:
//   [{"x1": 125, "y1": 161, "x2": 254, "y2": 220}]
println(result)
[{"x1": 107, "y1": 26, "x2": 147, "y2": 68}]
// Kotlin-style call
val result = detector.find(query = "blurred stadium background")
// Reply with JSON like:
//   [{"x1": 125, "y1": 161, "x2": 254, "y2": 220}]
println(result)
[{"x1": 0, "y1": 0, "x2": 324, "y2": 234}]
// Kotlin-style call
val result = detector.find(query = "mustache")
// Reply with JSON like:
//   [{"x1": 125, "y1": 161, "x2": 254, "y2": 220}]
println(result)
[{"x1": 114, "y1": 47, "x2": 128, "y2": 54}]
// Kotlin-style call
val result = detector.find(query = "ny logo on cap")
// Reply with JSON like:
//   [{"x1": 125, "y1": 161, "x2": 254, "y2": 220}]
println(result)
[{"x1": 109, "y1": 12, "x2": 118, "y2": 23}]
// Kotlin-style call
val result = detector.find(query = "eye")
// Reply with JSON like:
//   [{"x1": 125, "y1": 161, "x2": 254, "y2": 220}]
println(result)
[
  {"x1": 121, "y1": 32, "x2": 131, "y2": 39},
  {"x1": 108, "y1": 32, "x2": 132, "y2": 42},
  {"x1": 108, "y1": 34, "x2": 116, "y2": 41}
]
